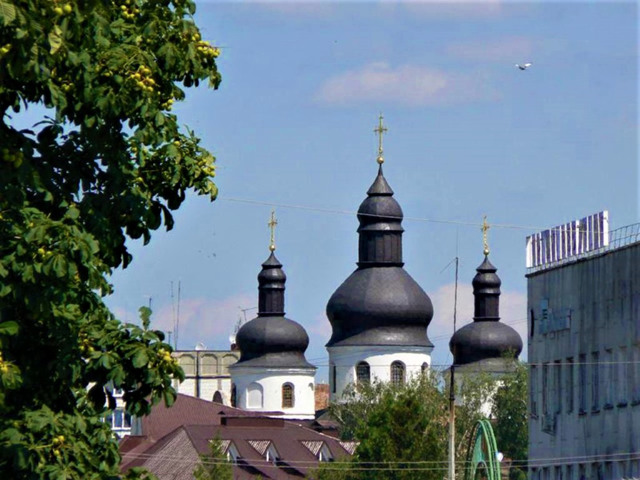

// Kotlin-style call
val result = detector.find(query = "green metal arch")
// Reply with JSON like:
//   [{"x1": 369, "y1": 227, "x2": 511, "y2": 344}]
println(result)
[{"x1": 464, "y1": 419, "x2": 501, "y2": 480}]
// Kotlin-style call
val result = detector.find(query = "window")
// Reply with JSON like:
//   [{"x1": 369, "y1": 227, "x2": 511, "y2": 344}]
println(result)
[
  {"x1": 604, "y1": 349, "x2": 613, "y2": 408},
  {"x1": 247, "y1": 382, "x2": 263, "y2": 408},
  {"x1": 319, "y1": 444, "x2": 333, "y2": 462},
  {"x1": 213, "y1": 391, "x2": 223, "y2": 404},
  {"x1": 578, "y1": 354, "x2": 586, "y2": 413},
  {"x1": 391, "y1": 361, "x2": 405, "y2": 386},
  {"x1": 555, "y1": 465, "x2": 562, "y2": 480},
  {"x1": 617, "y1": 347, "x2": 628, "y2": 406},
  {"x1": 231, "y1": 384, "x2": 237, "y2": 407},
  {"x1": 566, "y1": 464, "x2": 573, "y2": 480},
  {"x1": 632, "y1": 345, "x2": 640, "y2": 404},
  {"x1": 282, "y1": 383, "x2": 294, "y2": 408},
  {"x1": 542, "y1": 363, "x2": 549, "y2": 414},
  {"x1": 591, "y1": 352, "x2": 600, "y2": 412},
  {"x1": 530, "y1": 309, "x2": 535, "y2": 337},
  {"x1": 554, "y1": 360, "x2": 562, "y2": 414},
  {"x1": 356, "y1": 361, "x2": 370, "y2": 384},
  {"x1": 421, "y1": 362, "x2": 429, "y2": 374},
  {"x1": 331, "y1": 364, "x2": 336, "y2": 394},
  {"x1": 530, "y1": 365, "x2": 538, "y2": 416},
  {"x1": 566, "y1": 358, "x2": 574, "y2": 413},
  {"x1": 265, "y1": 444, "x2": 279, "y2": 464}
]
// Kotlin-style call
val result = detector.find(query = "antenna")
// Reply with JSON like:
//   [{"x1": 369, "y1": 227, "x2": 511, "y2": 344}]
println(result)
[
  {"x1": 238, "y1": 306, "x2": 258, "y2": 324},
  {"x1": 448, "y1": 254, "x2": 459, "y2": 480},
  {"x1": 175, "y1": 280, "x2": 181, "y2": 350},
  {"x1": 170, "y1": 281, "x2": 177, "y2": 350}
]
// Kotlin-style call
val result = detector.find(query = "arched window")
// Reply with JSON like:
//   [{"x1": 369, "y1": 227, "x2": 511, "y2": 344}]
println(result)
[
  {"x1": 391, "y1": 361, "x2": 405, "y2": 386},
  {"x1": 331, "y1": 364, "x2": 336, "y2": 393},
  {"x1": 282, "y1": 383, "x2": 294, "y2": 408},
  {"x1": 213, "y1": 391, "x2": 224, "y2": 404},
  {"x1": 248, "y1": 382, "x2": 263, "y2": 408},
  {"x1": 356, "y1": 361, "x2": 370, "y2": 384},
  {"x1": 230, "y1": 384, "x2": 237, "y2": 407},
  {"x1": 421, "y1": 362, "x2": 429, "y2": 374}
]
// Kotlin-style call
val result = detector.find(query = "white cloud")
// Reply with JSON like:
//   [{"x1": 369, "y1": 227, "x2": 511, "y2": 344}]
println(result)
[
  {"x1": 447, "y1": 37, "x2": 534, "y2": 62},
  {"x1": 315, "y1": 62, "x2": 499, "y2": 106},
  {"x1": 428, "y1": 282, "x2": 528, "y2": 366},
  {"x1": 112, "y1": 293, "x2": 256, "y2": 351}
]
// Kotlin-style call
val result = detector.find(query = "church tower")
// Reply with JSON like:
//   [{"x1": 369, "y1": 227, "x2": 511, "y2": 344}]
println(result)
[
  {"x1": 449, "y1": 218, "x2": 523, "y2": 372},
  {"x1": 325, "y1": 116, "x2": 434, "y2": 401},
  {"x1": 229, "y1": 212, "x2": 317, "y2": 419}
]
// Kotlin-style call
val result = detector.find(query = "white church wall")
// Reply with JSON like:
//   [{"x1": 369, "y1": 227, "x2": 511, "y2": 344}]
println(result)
[
  {"x1": 327, "y1": 345, "x2": 432, "y2": 402},
  {"x1": 231, "y1": 367, "x2": 316, "y2": 419}
]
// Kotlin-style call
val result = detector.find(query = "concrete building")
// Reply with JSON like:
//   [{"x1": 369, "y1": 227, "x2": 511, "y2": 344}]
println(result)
[
  {"x1": 527, "y1": 214, "x2": 640, "y2": 480},
  {"x1": 172, "y1": 348, "x2": 239, "y2": 405}
]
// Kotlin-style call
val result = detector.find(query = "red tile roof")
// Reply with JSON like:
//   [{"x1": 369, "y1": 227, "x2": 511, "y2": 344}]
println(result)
[{"x1": 120, "y1": 394, "x2": 353, "y2": 480}]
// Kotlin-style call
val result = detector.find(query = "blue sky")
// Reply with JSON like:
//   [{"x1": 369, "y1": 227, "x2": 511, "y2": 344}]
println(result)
[{"x1": 30, "y1": 1, "x2": 640, "y2": 377}]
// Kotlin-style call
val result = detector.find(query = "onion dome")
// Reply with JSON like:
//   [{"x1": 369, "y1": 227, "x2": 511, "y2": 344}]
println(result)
[
  {"x1": 449, "y1": 255, "x2": 523, "y2": 366},
  {"x1": 235, "y1": 249, "x2": 315, "y2": 369},
  {"x1": 326, "y1": 157, "x2": 433, "y2": 347}
]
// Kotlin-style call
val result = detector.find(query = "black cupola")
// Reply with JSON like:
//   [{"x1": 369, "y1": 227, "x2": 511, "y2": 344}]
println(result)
[
  {"x1": 449, "y1": 253, "x2": 523, "y2": 366},
  {"x1": 234, "y1": 215, "x2": 315, "y2": 370},
  {"x1": 326, "y1": 116, "x2": 433, "y2": 348}
]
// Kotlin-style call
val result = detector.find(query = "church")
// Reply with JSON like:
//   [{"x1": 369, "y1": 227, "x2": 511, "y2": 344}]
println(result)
[{"x1": 120, "y1": 117, "x2": 523, "y2": 478}]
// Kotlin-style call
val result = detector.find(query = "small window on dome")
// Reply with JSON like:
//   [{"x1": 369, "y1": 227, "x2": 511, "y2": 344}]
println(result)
[
  {"x1": 282, "y1": 383, "x2": 294, "y2": 408},
  {"x1": 356, "y1": 361, "x2": 370, "y2": 384},
  {"x1": 230, "y1": 384, "x2": 237, "y2": 407},
  {"x1": 391, "y1": 361, "x2": 405, "y2": 386},
  {"x1": 421, "y1": 362, "x2": 429, "y2": 374}
]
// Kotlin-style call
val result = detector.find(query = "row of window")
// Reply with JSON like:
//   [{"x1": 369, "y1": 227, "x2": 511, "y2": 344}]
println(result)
[
  {"x1": 230, "y1": 382, "x2": 301, "y2": 409},
  {"x1": 331, "y1": 360, "x2": 430, "y2": 393},
  {"x1": 531, "y1": 345, "x2": 640, "y2": 417},
  {"x1": 532, "y1": 459, "x2": 640, "y2": 480},
  {"x1": 177, "y1": 353, "x2": 238, "y2": 376}
]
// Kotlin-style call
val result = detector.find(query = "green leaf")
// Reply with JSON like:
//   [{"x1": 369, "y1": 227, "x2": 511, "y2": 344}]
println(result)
[
  {"x1": 132, "y1": 348, "x2": 149, "y2": 368},
  {"x1": 0, "y1": 320, "x2": 19, "y2": 336},
  {"x1": 0, "y1": 0, "x2": 16, "y2": 26},
  {"x1": 49, "y1": 25, "x2": 63, "y2": 54}
]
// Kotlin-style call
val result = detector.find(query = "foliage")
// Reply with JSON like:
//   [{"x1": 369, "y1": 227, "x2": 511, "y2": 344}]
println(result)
[
  {"x1": 193, "y1": 434, "x2": 233, "y2": 480},
  {"x1": 307, "y1": 457, "x2": 353, "y2": 480},
  {"x1": 0, "y1": 0, "x2": 220, "y2": 478},
  {"x1": 491, "y1": 361, "x2": 528, "y2": 475},
  {"x1": 326, "y1": 366, "x2": 527, "y2": 480}
]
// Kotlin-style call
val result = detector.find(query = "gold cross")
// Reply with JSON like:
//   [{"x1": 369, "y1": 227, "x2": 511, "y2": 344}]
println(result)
[
  {"x1": 268, "y1": 209, "x2": 278, "y2": 252},
  {"x1": 374, "y1": 113, "x2": 388, "y2": 165},
  {"x1": 481, "y1": 215, "x2": 490, "y2": 256}
]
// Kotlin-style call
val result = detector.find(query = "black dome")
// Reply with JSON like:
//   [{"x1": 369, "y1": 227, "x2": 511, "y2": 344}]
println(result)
[
  {"x1": 449, "y1": 321, "x2": 523, "y2": 366},
  {"x1": 234, "y1": 251, "x2": 315, "y2": 370},
  {"x1": 235, "y1": 316, "x2": 314, "y2": 368},
  {"x1": 450, "y1": 255, "x2": 523, "y2": 365},
  {"x1": 326, "y1": 267, "x2": 433, "y2": 347},
  {"x1": 326, "y1": 164, "x2": 433, "y2": 348}
]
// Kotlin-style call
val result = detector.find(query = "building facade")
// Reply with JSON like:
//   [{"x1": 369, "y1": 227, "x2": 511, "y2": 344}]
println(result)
[
  {"x1": 172, "y1": 348, "x2": 239, "y2": 405},
  {"x1": 527, "y1": 221, "x2": 640, "y2": 480}
]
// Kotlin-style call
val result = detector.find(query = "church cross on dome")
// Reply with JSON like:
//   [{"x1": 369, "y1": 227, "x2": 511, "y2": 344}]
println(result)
[
  {"x1": 374, "y1": 113, "x2": 388, "y2": 165},
  {"x1": 268, "y1": 209, "x2": 278, "y2": 252},
  {"x1": 482, "y1": 215, "x2": 490, "y2": 256}
]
